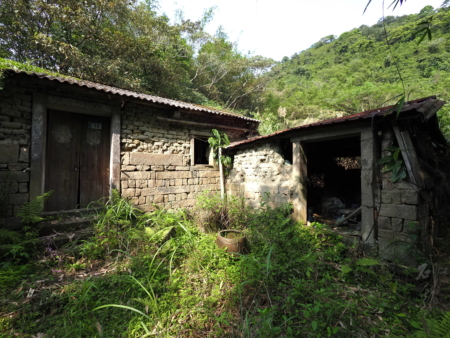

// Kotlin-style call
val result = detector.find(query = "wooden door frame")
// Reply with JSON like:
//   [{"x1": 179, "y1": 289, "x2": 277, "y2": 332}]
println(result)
[
  {"x1": 291, "y1": 124, "x2": 376, "y2": 244},
  {"x1": 30, "y1": 92, "x2": 121, "y2": 206}
]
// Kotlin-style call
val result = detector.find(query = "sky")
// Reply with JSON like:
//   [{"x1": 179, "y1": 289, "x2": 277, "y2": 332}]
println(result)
[{"x1": 157, "y1": 0, "x2": 444, "y2": 61}]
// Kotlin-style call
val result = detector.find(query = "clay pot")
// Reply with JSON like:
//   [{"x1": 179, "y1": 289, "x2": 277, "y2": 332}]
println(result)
[{"x1": 216, "y1": 230, "x2": 246, "y2": 255}]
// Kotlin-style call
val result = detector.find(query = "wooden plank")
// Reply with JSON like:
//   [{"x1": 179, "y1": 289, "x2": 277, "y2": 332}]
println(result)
[
  {"x1": 400, "y1": 129, "x2": 425, "y2": 189},
  {"x1": 290, "y1": 123, "x2": 370, "y2": 143},
  {"x1": 45, "y1": 110, "x2": 81, "y2": 211},
  {"x1": 392, "y1": 121, "x2": 418, "y2": 186},
  {"x1": 157, "y1": 117, "x2": 254, "y2": 132},
  {"x1": 416, "y1": 99, "x2": 446, "y2": 120},
  {"x1": 335, "y1": 206, "x2": 362, "y2": 226}
]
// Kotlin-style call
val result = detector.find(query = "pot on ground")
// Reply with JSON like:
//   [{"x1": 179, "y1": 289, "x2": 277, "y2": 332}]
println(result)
[{"x1": 216, "y1": 230, "x2": 246, "y2": 255}]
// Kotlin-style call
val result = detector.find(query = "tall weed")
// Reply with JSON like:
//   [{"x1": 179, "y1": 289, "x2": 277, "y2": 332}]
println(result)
[{"x1": 194, "y1": 191, "x2": 249, "y2": 232}]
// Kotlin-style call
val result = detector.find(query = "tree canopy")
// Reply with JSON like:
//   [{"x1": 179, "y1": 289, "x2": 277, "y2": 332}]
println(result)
[{"x1": 0, "y1": 0, "x2": 274, "y2": 110}]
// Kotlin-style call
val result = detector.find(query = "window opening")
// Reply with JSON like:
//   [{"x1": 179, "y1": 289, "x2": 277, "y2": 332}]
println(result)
[
  {"x1": 194, "y1": 137, "x2": 210, "y2": 165},
  {"x1": 280, "y1": 139, "x2": 293, "y2": 164}
]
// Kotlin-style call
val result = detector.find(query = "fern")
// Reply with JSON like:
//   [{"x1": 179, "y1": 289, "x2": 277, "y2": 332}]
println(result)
[
  {"x1": 412, "y1": 312, "x2": 450, "y2": 338},
  {"x1": 0, "y1": 228, "x2": 23, "y2": 245},
  {"x1": 17, "y1": 191, "x2": 53, "y2": 224}
]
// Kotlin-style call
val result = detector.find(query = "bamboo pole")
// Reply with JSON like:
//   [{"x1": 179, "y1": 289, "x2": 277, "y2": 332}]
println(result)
[{"x1": 218, "y1": 147, "x2": 225, "y2": 199}]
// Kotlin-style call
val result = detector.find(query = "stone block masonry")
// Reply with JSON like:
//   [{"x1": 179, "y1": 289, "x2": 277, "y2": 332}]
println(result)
[
  {"x1": 0, "y1": 75, "x2": 221, "y2": 216},
  {"x1": 0, "y1": 80, "x2": 32, "y2": 217},
  {"x1": 120, "y1": 103, "x2": 221, "y2": 211},
  {"x1": 377, "y1": 188, "x2": 425, "y2": 265},
  {"x1": 226, "y1": 141, "x2": 293, "y2": 209}
]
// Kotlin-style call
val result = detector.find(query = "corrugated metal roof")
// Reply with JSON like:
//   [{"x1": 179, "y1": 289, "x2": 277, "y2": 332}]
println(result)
[
  {"x1": 7, "y1": 69, "x2": 260, "y2": 123},
  {"x1": 227, "y1": 96, "x2": 438, "y2": 148}
]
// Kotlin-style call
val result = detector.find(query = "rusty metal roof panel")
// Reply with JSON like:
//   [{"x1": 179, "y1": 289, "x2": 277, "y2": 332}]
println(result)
[
  {"x1": 8, "y1": 69, "x2": 260, "y2": 123},
  {"x1": 227, "y1": 96, "x2": 437, "y2": 148}
]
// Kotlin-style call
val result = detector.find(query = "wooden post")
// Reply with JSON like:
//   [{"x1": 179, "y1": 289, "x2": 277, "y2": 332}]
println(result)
[
  {"x1": 110, "y1": 108, "x2": 121, "y2": 192},
  {"x1": 292, "y1": 141, "x2": 307, "y2": 223},
  {"x1": 360, "y1": 131, "x2": 375, "y2": 244},
  {"x1": 30, "y1": 93, "x2": 47, "y2": 199},
  {"x1": 381, "y1": 128, "x2": 395, "y2": 190}
]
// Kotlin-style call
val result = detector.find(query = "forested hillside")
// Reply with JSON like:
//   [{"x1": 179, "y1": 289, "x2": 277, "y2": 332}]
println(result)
[{"x1": 255, "y1": 4, "x2": 450, "y2": 139}]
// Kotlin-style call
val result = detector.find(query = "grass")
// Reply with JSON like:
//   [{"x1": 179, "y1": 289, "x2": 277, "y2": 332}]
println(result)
[
  {"x1": 0, "y1": 57, "x2": 80, "y2": 82},
  {"x1": 0, "y1": 191, "x2": 449, "y2": 337}
]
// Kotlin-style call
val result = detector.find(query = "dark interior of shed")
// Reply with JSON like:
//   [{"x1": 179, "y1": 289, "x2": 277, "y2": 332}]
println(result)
[{"x1": 306, "y1": 136, "x2": 362, "y2": 227}]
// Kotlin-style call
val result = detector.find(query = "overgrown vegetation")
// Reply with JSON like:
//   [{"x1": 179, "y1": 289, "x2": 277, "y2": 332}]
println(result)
[
  {"x1": 1, "y1": 191, "x2": 53, "y2": 269},
  {"x1": 1, "y1": 192, "x2": 449, "y2": 337}
]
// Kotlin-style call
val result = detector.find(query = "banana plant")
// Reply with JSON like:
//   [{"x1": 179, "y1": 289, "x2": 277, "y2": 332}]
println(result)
[{"x1": 208, "y1": 129, "x2": 231, "y2": 199}]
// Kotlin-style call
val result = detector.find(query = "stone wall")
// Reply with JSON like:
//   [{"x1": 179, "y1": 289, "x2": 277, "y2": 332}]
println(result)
[
  {"x1": 226, "y1": 141, "x2": 293, "y2": 208},
  {"x1": 0, "y1": 80, "x2": 32, "y2": 217},
  {"x1": 0, "y1": 74, "x2": 226, "y2": 216},
  {"x1": 120, "y1": 103, "x2": 221, "y2": 212},
  {"x1": 377, "y1": 184, "x2": 425, "y2": 264}
]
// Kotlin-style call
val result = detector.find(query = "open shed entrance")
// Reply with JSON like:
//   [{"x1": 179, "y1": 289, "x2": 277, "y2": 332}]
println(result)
[{"x1": 306, "y1": 136, "x2": 361, "y2": 228}]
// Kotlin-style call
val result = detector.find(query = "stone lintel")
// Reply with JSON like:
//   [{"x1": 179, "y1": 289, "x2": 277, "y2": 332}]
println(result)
[{"x1": 130, "y1": 153, "x2": 183, "y2": 166}]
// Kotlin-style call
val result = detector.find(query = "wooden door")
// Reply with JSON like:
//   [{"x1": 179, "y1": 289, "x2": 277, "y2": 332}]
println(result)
[
  {"x1": 45, "y1": 110, "x2": 82, "y2": 211},
  {"x1": 45, "y1": 110, "x2": 110, "y2": 211},
  {"x1": 79, "y1": 115, "x2": 111, "y2": 206}
]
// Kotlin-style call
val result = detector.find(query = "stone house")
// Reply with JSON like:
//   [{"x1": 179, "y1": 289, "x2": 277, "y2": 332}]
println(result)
[
  {"x1": 1, "y1": 67, "x2": 448, "y2": 264},
  {"x1": 0, "y1": 69, "x2": 259, "y2": 217},
  {"x1": 225, "y1": 97, "x2": 449, "y2": 263}
]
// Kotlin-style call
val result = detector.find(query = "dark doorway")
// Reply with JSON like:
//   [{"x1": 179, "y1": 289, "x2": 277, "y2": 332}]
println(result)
[
  {"x1": 45, "y1": 110, "x2": 111, "y2": 211},
  {"x1": 306, "y1": 136, "x2": 361, "y2": 226}
]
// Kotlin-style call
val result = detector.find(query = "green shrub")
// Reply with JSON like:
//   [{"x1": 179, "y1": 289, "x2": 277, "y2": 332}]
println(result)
[{"x1": 194, "y1": 191, "x2": 249, "y2": 232}]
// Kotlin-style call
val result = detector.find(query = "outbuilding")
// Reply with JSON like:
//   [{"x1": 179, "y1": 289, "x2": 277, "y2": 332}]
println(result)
[{"x1": 226, "y1": 97, "x2": 449, "y2": 263}]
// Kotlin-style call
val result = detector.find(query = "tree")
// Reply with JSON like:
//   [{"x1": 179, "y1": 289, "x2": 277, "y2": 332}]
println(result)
[
  {"x1": 190, "y1": 33, "x2": 275, "y2": 110},
  {"x1": 0, "y1": 0, "x2": 195, "y2": 99}
]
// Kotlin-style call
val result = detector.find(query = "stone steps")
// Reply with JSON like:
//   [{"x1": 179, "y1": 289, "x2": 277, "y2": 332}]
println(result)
[{"x1": 0, "y1": 208, "x2": 101, "y2": 255}]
